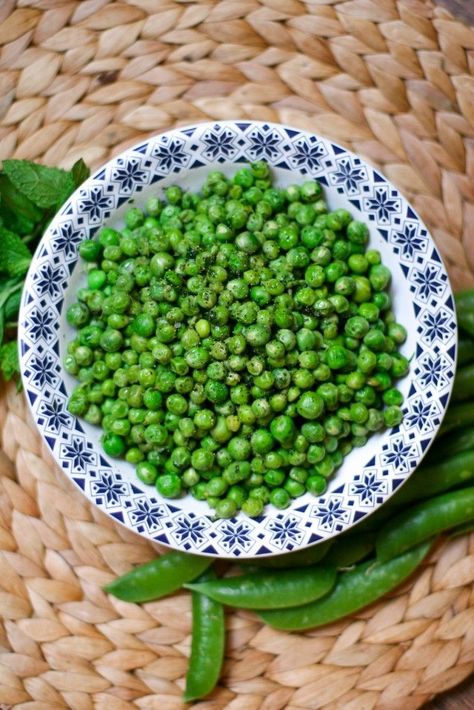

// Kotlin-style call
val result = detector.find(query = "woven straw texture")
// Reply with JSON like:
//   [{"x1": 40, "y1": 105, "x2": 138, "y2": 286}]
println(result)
[{"x1": 1, "y1": 0, "x2": 474, "y2": 708}]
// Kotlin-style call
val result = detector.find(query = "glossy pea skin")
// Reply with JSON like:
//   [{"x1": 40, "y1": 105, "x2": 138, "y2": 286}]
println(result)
[
  {"x1": 186, "y1": 565, "x2": 336, "y2": 609},
  {"x1": 103, "y1": 551, "x2": 212, "y2": 602},
  {"x1": 376, "y1": 488, "x2": 474, "y2": 562},
  {"x1": 260, "y1": 542, "x2": 432, "y2": 630},
  {"x1": 184, "y1": 569, "x2": 225, "y2": 703}
]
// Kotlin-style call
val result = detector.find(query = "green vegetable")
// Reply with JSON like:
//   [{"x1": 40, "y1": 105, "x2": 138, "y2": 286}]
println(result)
[
  {"x1": 439, "y1": 402, "x2": 474, "y2": 436},
  {"x1": 184, "y1": 568, "x2": 225, "y2": 703},
  {"x1": 0, "y1": 156, "x2": 90, "y2": 383},
  {"x1": 429, "y1": 428, "x2": 474, "y2": 460},
  {"x1": 457, "y1": 337, "x2": 474, "y2": 366},
  {"x1": 186, "y1": 565, "x2": 336, "y2": 609},
  {"x1": 103, "y1": 551, "x2": 212, "y2": 602},
  {"x1": 456, "y1": 291, "x2": 474, "y2": 337},
  {"x1": 241, "y1": 540, "x2": 332, "y2": 569},
  {"x1": 455, "y1": 290, "x2": 474, "y2": 311},
  {"x1": 452, "y1": 364, "x2": 474, "y2": 401},
  {"x1": 259, "y1": 542, "x2": 432, "y2": 630},
  {"x1": 389, "y1": 449, "x2": 474, "y2": 506},
  {"x1": 376, "y1": 488, "x2": 474, "y2": 562},
  {"x1": 323, "y1": 532, "x2": 374, "y2": 568},
  {"x1": 458, "y1": 311, "x2": 474, "y2": 337},
  {"x1": 66, "y1": 163, "x2": 408, "y2": 516}
]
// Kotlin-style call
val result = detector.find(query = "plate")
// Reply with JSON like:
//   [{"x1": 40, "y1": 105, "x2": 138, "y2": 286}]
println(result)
[{"x1": 18, "y1": 121, "x2": 457, "y2": 558}]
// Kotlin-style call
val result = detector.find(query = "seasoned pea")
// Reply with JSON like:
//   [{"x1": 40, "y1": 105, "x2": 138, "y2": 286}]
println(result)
[{"x1": 66, "y1": 162, "x2": 407, "y2": 517}]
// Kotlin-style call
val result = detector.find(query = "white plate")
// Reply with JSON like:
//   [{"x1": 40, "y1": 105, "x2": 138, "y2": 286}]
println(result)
[{"x1": 19, "y1": 121, "x2": 457, "y2": 558}]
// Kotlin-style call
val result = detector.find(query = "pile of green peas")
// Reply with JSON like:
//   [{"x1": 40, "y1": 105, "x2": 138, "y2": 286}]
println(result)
[{"x1": 65, "y1": 161, "x2": 408, "y2": 518}]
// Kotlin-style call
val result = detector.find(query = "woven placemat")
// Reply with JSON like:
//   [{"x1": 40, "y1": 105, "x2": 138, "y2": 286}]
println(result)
[{"x1": 1, "y1": 1, "x2": 474, "y2": 708}]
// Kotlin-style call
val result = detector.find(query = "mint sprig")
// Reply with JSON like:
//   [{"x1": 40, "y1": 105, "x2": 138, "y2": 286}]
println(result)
[{"x1": 0, "y1": 157, "x2": 90, "y2": 383}]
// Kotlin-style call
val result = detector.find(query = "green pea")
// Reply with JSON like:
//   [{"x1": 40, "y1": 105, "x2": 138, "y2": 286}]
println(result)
[
  {"x1": 307, "y1": 474, "x2": 327, "y2": 495},
  {"x1": 242, "y1": 497, "x2": 264, "y2": 517},
  {"x1": 136, "y1": 461, "x2": 158, "y2": 485},
  {"x1": 156, "y1": 473, "x2": 182, "y2": 498},
  {"x1": 296, "y1": 392, "x2": 324, "y2": 420},
  {"x1": 102, "y1": 432, "x2": 125, "y2": 457}
]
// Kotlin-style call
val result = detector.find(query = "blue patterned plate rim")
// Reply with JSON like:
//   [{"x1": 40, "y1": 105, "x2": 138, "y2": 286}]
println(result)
[{"x1": 18, "y1": 121, "x2": 457, "y2": 558}]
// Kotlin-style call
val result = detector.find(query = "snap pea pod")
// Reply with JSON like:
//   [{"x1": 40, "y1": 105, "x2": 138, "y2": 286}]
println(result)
[
  {"x1": 448, "y1": 520, "x2": 474, "y2": 538},
  {"x1": 452, "y1": 364, "x2": 474, "y2": 401},
  {"x1": 458, "y1": 337, "x2": 474, "y2": 366},
  {"x1": 184, "y1": 569, "x2": 225, "y2": 703},
  {"x1": 455, "y1": 290, "x2": 474, "y2": 337},
  {"x1": 243, "y1": 540, "x2": 332, "y2": 569},
  {"x1": 186, "y1": 564, "x2": 336, "y2": 609},
  {"x1": 457, "y1": 309, "x2": 474, "y2": 337},
  {"x1": 376, "y1": 487, "x2": 474, "y2": 562},
  {"x1": 438, "y1": 402, "x2": 474, "y2": 437},
  {"x1": 387, "y1": 449, "x2": 474, "y2": 506},
  {"x1": 323, "y1": 532, "x2": 374, "y2": 568},
  {"x1": 455, "y1": 289, "x2": 474, "y2": 311},
  {"x1": 347, "y1": 504, "x2": 395, "y2": 534},
  {"x1": 259, "y1": 542, "x2": 432, "y2": 631},
  {"x1": 427, "y1": 428, "x2": 474, "y2": 461},
  {"x1": 104, "y1": 551, "x2": 212, "y2": 602}
]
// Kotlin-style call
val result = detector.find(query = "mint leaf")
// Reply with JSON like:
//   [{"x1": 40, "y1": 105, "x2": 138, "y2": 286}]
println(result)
[
  {"x1": 72, "y1": 158, "x2": 90, "y2": 189},
  {"x1": 0, "y1": 200, "x2": 36, "y2": 236},
  {"x1": 3, "y1": 159, "x2": 75, "y2": 209},
  {"x1": 4, "y1": 283, "x2": 22, "y2": 322},
  {"x1": 0, "y1": 340, "x2": 20, "y2": 382},
  {"x1": 0, "y1": 227, "x2": 32, "y2": 278},
  {"x1": 0, "y1": 175, "x2": 43, "y2": 224}
]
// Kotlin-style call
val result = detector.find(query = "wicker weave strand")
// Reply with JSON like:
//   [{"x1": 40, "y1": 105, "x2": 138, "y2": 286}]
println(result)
[
  {"x1": 1, "y1": 0, "x2": 474, "y2": 707},
  {"x1": 0, "y1": 384, "x2": 473, "y2": 708}
]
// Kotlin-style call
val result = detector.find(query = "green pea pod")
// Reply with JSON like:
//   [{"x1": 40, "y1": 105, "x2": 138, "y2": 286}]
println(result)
[
  {"x1": 104, "y1": 551, "x2": 213, "y2": 602},
  {"x1": 458, "y1": 337, "x2": 474, "y2": 367},
  {"x1": 448, "y1": 520, "x2": 474, "y2": 538},
  {"x1": 452, "y1": 364, "x2": 474, "y2": 402},
  {"x1": 455, "y1": 291, "x2": 474, "y2": 337},
  {"x1": 259, "y1": 541, "x2": 432, "y2": 631},
  {"x1": 242, "y1": 540, "x2": 332, "y2": 569},
  {"x1": 184, "y1": 568, "x2": 225, "y2": 703},
  {"x1": 457, "y1": 309, "x2": 474, "y2": 337},
  {"x1": 389, "y1": 448, "x2": 474, "y2": 507},
  {"x1": 186, "y1": 564, "x2": 336, "y2": 609},
  {"x1": 376, "y1": 487, "x2": 474, "y2": 562},
  {"x1": 323, "y1": 532, "x2": 374, "y2": 568},
  {"x1": 439, "y1": 403, "x2": 474, "y2": 437},
  {"x1": 455, "y1": 289, "x2": 474, "y2": 311},
  {"x1": 428, "y1": 429, "x2": 474, "y2": 461}
]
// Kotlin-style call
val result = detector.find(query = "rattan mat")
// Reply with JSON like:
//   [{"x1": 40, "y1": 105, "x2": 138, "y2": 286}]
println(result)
[{"x1": 1, "y1": 1, "x2": 474, "y2": 708}]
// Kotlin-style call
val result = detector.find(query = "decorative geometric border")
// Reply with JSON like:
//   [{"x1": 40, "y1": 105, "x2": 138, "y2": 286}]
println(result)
[{"x1": 18, "y1": 121, "x2": 457, "y2": 558}]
